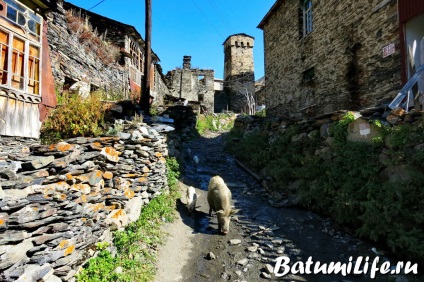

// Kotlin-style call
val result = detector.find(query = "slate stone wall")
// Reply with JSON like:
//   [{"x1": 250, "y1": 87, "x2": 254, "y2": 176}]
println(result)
[
  {"x1": 47, "y1": 1, "x2": 170, "y2": 104},
  {"x1": 0, "y1": 121, "x2": 171, "y2": 281},
  {"x1": 261, "y1": 0, "x2": 401, "y2": 118},
  {"x1": 47, "y1": 2, "x2": 129, "y2": 98}
]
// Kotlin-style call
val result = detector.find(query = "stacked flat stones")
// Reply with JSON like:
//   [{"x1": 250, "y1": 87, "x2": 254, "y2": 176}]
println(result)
[{"x1": 0, "y1": 120, "x2": 170, "y2": 281}]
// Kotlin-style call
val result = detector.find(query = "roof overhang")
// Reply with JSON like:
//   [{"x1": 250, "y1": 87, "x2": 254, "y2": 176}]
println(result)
[
  {"x1": 257, "y1": 0, "x2": 285, "y2": 30},
  {"x1": 20, "y1": 0, "x2": 55, "y2": 10}
]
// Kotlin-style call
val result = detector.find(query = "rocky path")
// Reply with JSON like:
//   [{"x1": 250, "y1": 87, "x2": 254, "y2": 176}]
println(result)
[{"x1": 155, "y1": 131, "x2": 408, "y2": 282}]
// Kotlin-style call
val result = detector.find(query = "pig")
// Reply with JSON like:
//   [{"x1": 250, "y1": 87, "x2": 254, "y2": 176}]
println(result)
[
  {"x1": 186, "y1": 186, "x2": 197, "y2": 215},
  {"x1": 207, "y1": 176, "x2": 239, "y2": 235}
]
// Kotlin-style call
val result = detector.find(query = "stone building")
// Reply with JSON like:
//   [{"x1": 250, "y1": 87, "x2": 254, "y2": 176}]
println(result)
[
  {"x1": 49, "y1": 1, "x2": 169, "y2": 106},
  {"x1": 223, "y1": 33, "x2": 255, "y2": 113},
  {"x1": 0, "y1": 0, "x2": 57, "y2": 138},
  {"x1": 165, "y1": 56, "x2": 214, "y2": 113},
  {"x1": 213, "y1": 78, "x2": 227, "y2": 112},
  {"x1": 258, "y1": 0, "x2": 424, "y2": 118}
]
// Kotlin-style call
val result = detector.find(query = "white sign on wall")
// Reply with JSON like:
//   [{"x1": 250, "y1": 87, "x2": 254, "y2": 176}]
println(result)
[{"x1": 383, "y1": 43, "x2": 395, "y2": 58}]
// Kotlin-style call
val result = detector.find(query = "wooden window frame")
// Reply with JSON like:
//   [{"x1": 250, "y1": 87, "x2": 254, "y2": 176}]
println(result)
[
  {"x1": 4, "y1": 0, "x2": 42, "y2": 42},
  {"x1": 129, "y1": 38, "x2": 143, "y2": 73},
  {"x1": 302, "y1": 0, "x2": 313, "y2": 38},
  {"x1": 0, "y1": 26, "x2": 42, "y2": 95},
  {"x1": 27, "y1": 44, "x2": 40, "y2": 94},
  {"x1": 0, "y1": 30, "x2": 9, "y2": 85}
]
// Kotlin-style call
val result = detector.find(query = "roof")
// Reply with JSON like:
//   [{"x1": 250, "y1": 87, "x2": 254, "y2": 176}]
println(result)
[
  {"x1": 257, "y1": 0, "x2": 285, "y2": 29},
  {"x1": 222, "y1": 33, "x2": 254, "y2": 45}
]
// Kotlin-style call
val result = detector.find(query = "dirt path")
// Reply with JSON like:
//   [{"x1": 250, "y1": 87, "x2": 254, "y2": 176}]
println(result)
[{"x1": 154, "y1": 131, "x2": 408, "y2": 282}]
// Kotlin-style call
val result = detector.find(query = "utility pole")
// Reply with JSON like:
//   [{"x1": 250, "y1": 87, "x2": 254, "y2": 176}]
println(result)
[{"x1": 140, "y1": 0, "x2": 152, "y2": 114}]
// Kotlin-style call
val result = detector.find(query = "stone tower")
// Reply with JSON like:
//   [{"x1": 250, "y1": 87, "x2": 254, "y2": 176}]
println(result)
[{"x1": 223, "y1": 33, "x2": 255, "y2": 113}]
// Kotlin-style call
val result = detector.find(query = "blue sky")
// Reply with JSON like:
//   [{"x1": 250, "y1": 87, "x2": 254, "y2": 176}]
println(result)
[{"x1": 66, "y1": 0, "x2": 276, "y2": 79}]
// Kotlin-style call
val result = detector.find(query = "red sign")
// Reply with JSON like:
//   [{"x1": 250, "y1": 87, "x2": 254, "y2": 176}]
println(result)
[{"x1": 383, "y1": 43, "x2": 395, "y2": 58}]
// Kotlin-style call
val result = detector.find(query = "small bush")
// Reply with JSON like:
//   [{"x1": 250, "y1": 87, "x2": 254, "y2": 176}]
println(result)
[
  {"x1": 329, "y1": 111, "x2": 355, "y2": 145},
  {"x1": 41, "y1": 93, "x2": 105, "y2": 143},
  {"x1": 255, "y1": 108, "x2": 266, "y2": 117}
]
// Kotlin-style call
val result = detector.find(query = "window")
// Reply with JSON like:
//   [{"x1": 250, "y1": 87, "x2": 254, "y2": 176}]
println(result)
[
  {"x1": 11, "y1": 36, "x2": 24, "y2": 90},
  {"x1": 27, "y1": 45, "x2": 40, "y2": 94},
  {"x1": 130, "y1": 39, "x2": 143, "y2": 72},
  {"x1": 0, "y1": 28, "x2": 41, "y2": 94},
  {"x1": 0, "y1": 30, "x2": 9, "y2": 85},
  {"x1": 4, "y1": 0, "x2": 42, "y2": 42},
  {"x1": 198, "y1": 93, "x2": 204, "y2": 102},
  {"x1": 300, "y1": 0, "x2": 313, "y2": 38},
  {"x1": 302, "y1": 67, "x2": 315, "y2": 85},
  {"x1": 198, "y1": 75, "x2": 205, "y2": 85},
  {"x1": 90, "y1": 84, "x2": 99, "y2": 93}
]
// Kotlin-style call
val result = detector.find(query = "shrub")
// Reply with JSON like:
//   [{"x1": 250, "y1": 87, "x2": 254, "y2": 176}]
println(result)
[
  {"x1": 255, "y1": 108, "x2": 266, "y2": 117},
  {"x1": 41, "y1": 93, "x2": 105, "y2": 143},
  {"x1": 225, "y1": 113, "x2": 424, "y2": 263},
  {"x1": 329, "y1": 111, "x2": 355, "y2": 145}
]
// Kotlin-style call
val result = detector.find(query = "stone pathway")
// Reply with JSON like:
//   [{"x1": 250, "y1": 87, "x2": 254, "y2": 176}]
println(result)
[{"x1": 155, "y1": 131, "x2": 412, "y2": 282}]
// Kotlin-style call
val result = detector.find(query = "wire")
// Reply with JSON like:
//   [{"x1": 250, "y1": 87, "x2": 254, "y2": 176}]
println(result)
[
  {"x1": 88, "y1": 0, "x2": 106, "y2": 11},
  {"x1": 190, "y1": 0, "x2": 225, "y2": 40},
  {"x1": 206, "y1": 0, "x2": 235, "y2": 34}
]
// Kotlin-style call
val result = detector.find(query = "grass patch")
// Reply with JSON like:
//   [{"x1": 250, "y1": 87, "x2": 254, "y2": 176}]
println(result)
[
  {"x1": 76, "y1": 157, "x2": 181, "y2": 282},
  {"x1": 196, "y1": 113, "x2": 235, "y2": 135}
]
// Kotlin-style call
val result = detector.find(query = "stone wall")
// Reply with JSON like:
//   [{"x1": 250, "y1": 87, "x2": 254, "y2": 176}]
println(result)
[
  {"x1": 48, "y1": 2, "x2": 170, "y2": 104},
  {"x1": 260, "y1": 0, "x2": 401, "y2": 118},
  {"x1": 225, "y1": 72, "x2": 255, "y2": 113},
  {"x1": 0, "y1": 121, "x2": 170, "y2": 281},
  {"x1": 48, "y1": 2, "x2": 129, "y2": 98},
  {"x1": 165, "y1": 57, "x2": 215, "y2": 113},
  {"x1": 152, "y1": 65, "x2": 169, "y2": 106}
]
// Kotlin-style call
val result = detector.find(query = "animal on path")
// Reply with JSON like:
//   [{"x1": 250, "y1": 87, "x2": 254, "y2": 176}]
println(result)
[
  {"x1": 207, "y1": 175, "x2": 239, "y2": 235},
  {"x1": 186, "y1": 186, "x2": 197, "y2": 215}
]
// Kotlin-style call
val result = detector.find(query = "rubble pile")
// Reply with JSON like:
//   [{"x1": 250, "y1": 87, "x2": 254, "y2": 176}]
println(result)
[{"x1": 0, "y1": 120, "x2": 170, "y2": 281}]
